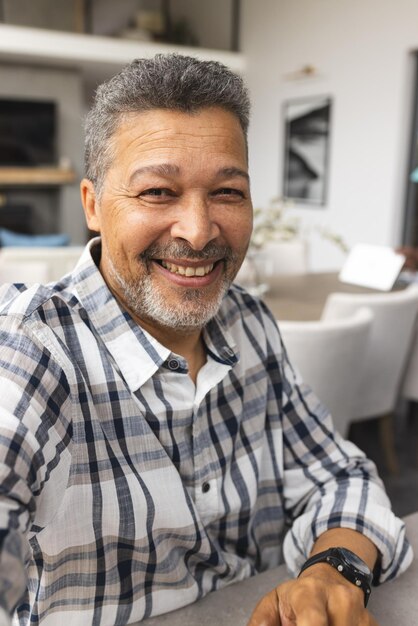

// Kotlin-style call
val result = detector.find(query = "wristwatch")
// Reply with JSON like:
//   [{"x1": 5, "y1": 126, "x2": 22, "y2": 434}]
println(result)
[{"x1": 298, "y1": 547, "x2": 373, "y2": 607}]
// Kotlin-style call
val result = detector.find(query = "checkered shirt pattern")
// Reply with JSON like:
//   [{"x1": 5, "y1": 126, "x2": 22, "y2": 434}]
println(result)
[{"x1": 0, "y1": 239, "x2": 412, "y2": 625}]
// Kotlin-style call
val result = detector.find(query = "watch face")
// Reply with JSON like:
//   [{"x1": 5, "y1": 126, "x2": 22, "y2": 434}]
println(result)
[{"x1": 337, "y1": 548, "x2": 372, "y2": 576}]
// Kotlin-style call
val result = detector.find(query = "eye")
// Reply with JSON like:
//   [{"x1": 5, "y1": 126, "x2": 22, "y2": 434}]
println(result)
[
  {"x1": 213, "y1": 188, "x2": 245, "y2": 198},
  {"x1": 139, "y1": 188, "x2": 175, "y2": 197}
]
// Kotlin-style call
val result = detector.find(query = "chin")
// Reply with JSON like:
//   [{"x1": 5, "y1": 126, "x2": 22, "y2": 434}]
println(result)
[{"x1": 145, "y1": 291, "x2": 226, "y2": 332}]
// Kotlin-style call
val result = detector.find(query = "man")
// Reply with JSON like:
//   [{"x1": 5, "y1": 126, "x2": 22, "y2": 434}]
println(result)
[{"x1": 0, "y1": 54, "x2": 412, "y2": 625}]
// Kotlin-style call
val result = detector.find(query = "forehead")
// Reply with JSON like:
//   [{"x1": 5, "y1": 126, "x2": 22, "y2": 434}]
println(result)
[{"x1": 109, "y1": 107, "x2": 247, "y2": 165}]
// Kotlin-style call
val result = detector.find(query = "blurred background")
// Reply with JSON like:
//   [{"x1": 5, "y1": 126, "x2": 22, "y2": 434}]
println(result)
[{"x1": 1, "y1": 0, "x2": 418, "y2": 271}]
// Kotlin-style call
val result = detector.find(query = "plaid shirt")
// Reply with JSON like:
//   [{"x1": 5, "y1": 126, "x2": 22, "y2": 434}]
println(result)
[{"x1": 0, "y1": 239, "x2": 412, "y2": 625}]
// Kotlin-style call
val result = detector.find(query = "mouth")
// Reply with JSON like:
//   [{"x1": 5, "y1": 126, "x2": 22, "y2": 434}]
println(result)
[
  {"x1": 160, "y1": 260, "x2": 215, "y2": 277},
  {"x1": 151, "y1": 257, "x2": 224, "y2": 287}
]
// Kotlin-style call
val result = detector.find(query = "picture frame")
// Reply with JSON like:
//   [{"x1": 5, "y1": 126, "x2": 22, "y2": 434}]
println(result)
[{"x1": 282, "y1": 96, "x2": 332, "y2": 206}]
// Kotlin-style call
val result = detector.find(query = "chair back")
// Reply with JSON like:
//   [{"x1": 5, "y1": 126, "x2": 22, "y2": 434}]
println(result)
[
  {"x1": 0, "y1": 246, "x2": 84, "y2": 283},
  {"x1": 400, "y1": 318, "x2": 418, "y2": 402},
  {"x1": 322, "y1": 285, "x2": 418, "y2": 420},
  {"x1": 278, "y1": 307, "x2": 373, "y2": 436},
  {"x1": 262, "y1": 239, "x2": 309, "y2": 275},
  {"x1": 0, "y1": 260, "x2": 49, "y2": 284}
]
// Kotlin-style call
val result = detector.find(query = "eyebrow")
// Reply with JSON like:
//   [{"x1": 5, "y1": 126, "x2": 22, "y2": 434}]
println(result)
[
  {"x1": 217, "y1": 167, "x2": 250, "y2": 182},
  {"x1": 128, "y1": 163, "x2": 180, "y2": 185},
  {"x1": 128, "y1": 164, "x2": 250, "y2": 185}
]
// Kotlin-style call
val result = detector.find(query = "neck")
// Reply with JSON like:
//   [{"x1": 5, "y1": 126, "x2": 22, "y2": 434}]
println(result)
[
  {"x1": 107, "y1": 280, "x2": 208, "y2": 382},
  {"x1": 128, "y1": 307, "x2": 207, "y2": 383}
]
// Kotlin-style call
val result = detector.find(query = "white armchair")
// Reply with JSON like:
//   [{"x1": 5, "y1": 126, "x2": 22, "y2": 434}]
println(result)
[
  {"x1": 278, "y1": 307, "x2": 373, "y2": 437},
  {"x1": 261, "y1": 239, "x2": 309, "y2": 275},
  {"x1": 321, "y1": 285, "x2": 418, "y2": 472},
  {"x1": 235, "y1": 239, "x2": 309, "y2": 292},
  {"x1": 0, "y1": 246, "x2": 84, "y2": 283}
]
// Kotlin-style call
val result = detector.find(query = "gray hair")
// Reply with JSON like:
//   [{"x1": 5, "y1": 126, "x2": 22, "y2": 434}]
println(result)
[{"x1": 84, "y1": 53, "x2": 251, "y2": 193}]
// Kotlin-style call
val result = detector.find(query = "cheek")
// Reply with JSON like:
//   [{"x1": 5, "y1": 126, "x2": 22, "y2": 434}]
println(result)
[
  {"x1": 223, "y1": 212, "x2": 253, "y2": 251},
  {"x1": 101, "y1": 207, "x2": 162, "y2": 259}
]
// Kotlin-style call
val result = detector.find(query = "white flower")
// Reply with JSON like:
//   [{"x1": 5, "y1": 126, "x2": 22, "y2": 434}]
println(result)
[
  {"x1": 250, "y1": 198, "x2": 300, "y2": 251},
  {"x1": 249, "y1": 197, "x2": 348, "y2": 254}
]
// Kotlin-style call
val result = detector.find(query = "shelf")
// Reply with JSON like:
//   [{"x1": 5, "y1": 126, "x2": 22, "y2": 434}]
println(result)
[
  {"x1": 0, "y1": 167, "x2": 76, "y2": 186},
  {"x1": 0, "y1": 24, "x2": 246, "y2": 83}
]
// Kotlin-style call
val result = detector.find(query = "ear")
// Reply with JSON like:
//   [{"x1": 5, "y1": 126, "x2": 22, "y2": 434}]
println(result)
[{"x1": 80, "y1": 178, "x2": 101, "y2": 233}]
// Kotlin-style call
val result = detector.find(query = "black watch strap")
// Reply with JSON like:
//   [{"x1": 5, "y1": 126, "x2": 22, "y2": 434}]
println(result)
[{"x1": 298, "y1": 547, "x2": 373, "y2": 607}]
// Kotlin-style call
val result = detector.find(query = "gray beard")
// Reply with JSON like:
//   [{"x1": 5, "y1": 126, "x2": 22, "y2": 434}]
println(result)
[{"x1": 106, "y1": 241, "x2": 239, "y2": 333}]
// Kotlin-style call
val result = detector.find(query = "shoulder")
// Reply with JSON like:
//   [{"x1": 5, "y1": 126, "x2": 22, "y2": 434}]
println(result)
[
  {"x1": 224, "y1": 284, "x2": 280, "y2": 326},
  {"x1": 0, "y1": 279, "x2": 84, "y2": 372},
  {"x1": 219, "y1": 284, "x2": 284, "y2": 354},
  {"x1": 0, "y1": 278, "x2": 79, "y2": 321}
]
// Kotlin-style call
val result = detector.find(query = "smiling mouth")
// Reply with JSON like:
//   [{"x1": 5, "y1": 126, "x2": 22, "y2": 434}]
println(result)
[
  {"x1": 160, "y1": 260, "x2": 219, "y2": 277},
  {"x1": 160, "y1": 260, "x2": 215, "y2": 277}
]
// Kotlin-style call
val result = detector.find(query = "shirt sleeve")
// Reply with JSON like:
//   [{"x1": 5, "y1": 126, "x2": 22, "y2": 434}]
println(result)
[
  {"x1": 0, "y1": 314, "x2": 73, "y2": 616},
  {"x1": 275, "y1": 325, "x2": 413, "y2": 584}
]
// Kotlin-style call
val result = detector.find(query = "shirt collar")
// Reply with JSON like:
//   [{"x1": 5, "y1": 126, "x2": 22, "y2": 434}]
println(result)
[
  {"x1": 71, "y1": 239, "x2": 170, "y2": 390},
  {"x1": 71, "y1": 238, "x2": 239, "y2": 389}
]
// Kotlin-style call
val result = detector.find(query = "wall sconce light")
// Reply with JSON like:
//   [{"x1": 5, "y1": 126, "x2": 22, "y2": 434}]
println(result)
[{"x1": 284, "y1": 65, "x2": 319, "y2": 81}]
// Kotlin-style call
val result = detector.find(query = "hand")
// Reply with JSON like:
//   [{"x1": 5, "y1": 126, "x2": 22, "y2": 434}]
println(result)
[
  {"x1": 396, "y1": 246, "x2": 418, "y2": 271},
  {"x1": 246, "y1": 564, "x2": 379, "y2": 626}
]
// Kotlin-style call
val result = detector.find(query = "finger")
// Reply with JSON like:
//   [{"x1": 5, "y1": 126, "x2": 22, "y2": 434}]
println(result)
[
  {"x1": 246, "y1": 588, "x2": 281, "y2": 626},
  {"x1": 284, "y1": 587, "x2": 327, "y2": 626}
]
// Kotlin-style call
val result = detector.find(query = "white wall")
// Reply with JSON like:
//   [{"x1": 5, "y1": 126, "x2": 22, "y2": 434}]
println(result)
[{"x1": 240, "y1": 0, "x2": 418, "y2": 270}]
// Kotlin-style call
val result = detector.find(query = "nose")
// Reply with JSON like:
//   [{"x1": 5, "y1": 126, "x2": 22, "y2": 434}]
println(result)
[{"x1": 170, "y1": 198, "x2": 220, "y2": 250}]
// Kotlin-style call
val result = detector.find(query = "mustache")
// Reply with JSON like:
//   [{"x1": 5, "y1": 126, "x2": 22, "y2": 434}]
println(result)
[{"x1": 140, "y1": 241, "x2": 238, "y2": 262}]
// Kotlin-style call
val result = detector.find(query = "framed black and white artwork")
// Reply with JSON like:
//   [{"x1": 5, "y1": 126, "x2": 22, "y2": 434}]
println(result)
[{"x1": 282, "y1": 96, "x2": 332, "y2": 206}]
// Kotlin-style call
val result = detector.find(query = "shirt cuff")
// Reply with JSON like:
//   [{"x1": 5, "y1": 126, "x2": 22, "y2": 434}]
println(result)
[{"x1": 283, "y1": 494, "x2": 413, "y2": 583}]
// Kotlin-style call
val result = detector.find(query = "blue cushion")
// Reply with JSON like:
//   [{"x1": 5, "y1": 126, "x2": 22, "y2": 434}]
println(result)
[{"x1": 0, "y1": 228, "x2": 70, "y2": 247}]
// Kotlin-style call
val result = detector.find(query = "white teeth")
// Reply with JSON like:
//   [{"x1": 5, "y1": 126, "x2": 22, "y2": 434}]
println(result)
[{"x1": 160, "y1": 260, "x2": 214, "y2": 276}]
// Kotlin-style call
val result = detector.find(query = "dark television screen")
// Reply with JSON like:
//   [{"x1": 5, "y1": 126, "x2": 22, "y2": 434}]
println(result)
[{"x1": 0, "y1": 98, "x2": 56, "y2": 166}]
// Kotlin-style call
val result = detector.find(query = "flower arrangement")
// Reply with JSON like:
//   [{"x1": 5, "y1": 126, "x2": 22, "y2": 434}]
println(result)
[
  {"x1": 250, "y1": 199, "x2": 300, "y2": 251},
  {"x1": 237, "y1": 198, "x2": 348, "y2": 295},
  {"x1": 249, "y1": 197, "x2": 348, "y2": 254}
]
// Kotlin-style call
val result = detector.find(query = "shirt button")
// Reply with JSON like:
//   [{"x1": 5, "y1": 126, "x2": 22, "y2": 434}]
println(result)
[
  {"x1": 202, "y1": 482, "x2": 211, "y2": 493},
  {"x1": 223, "y1": 346, "x2": 235, "y2": 358},
  {"x1": 168, "y1": 358, "x2": 180, "y2": 370}
]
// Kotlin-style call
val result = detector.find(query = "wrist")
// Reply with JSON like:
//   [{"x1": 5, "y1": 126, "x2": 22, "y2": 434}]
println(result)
[
  {"x1": 298, "y1": 547, "x2": 373, "y2": 607},
  {"x1": 299, "y1": 561, "x2": 364, "y2": 593},
  {"x1": 309, "y1": 528, "x2": 378, "y2": 572}
]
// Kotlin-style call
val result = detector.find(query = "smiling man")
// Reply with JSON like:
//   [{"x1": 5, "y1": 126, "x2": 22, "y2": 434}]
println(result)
[
  {"x1": 81, "y1": 105, "x2": 252, "y2": 380},
  {"x1": 0, "y1": 55, "x2": 412, "y2": 626}
]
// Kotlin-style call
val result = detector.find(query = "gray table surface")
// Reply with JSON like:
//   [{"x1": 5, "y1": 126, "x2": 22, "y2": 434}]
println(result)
[
  {"x1": 263, "y1": 271, "x2": 382, "y2": 321},
  {"x1": 138, "y1": 512, "x2": 418, "y2": 625}
]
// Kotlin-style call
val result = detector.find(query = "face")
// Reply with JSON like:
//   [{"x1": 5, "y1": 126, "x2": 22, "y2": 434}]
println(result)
[{"x1": 81, "y1": 106, "x2": 253, "y2": 338}]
